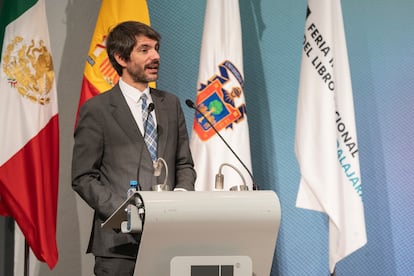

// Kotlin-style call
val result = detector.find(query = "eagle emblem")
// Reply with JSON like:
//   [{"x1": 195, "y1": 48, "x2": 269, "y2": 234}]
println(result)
[{"x1": 2, "y1": 36, "x2": 55, "y2": 105}]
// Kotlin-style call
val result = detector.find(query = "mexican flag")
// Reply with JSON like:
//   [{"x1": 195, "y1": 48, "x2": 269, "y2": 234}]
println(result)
[{"x1": 0, "y1": 0, "x2": 59, "y2": 269}]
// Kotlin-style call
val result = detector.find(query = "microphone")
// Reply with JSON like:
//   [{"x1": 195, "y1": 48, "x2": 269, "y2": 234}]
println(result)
[
  {"x1": 147, "y1": 102, "x2": 155, "y2": 114},
  {"x1": 142, "y1": 103, "x2": 155, "y2": 138},
  {"x1": 152, "y1": 157, "x2": 170, "y2": 191},
  {"x1": 215, "y1": 163, "x2": 248, "y2": 191},
  {"x1": 136, "y1": 102, "x2": 155, "y2": 190},
  {"x1": 185, "y1": 99, "x2": 258, "y2": 190}
]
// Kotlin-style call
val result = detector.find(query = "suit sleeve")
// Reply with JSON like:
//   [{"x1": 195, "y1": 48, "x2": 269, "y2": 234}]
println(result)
[
  {"x1": 173, "y1": 100, "x2": 197, "y2": 191},
  {"x1": 71, "y1": 101, "x2": 125, "y2": 220}
]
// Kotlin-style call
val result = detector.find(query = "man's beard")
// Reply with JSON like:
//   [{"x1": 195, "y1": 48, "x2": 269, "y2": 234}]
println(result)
[{"x1": 127, "y1": 63, "x2": 159, "y2": 83}]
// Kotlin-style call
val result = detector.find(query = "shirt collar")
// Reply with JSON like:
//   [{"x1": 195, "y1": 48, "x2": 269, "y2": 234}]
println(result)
[{"x1": 119, "y1": 78, "x2": 150, "y2": 103}]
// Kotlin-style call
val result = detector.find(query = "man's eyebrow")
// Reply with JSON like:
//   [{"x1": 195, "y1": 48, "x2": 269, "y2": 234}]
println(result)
[
  {"x1": 137, "y1": 43, "x2": 150, "y2": 47},
  {"x1": 137, "y1": 42, "x2": 158, "y2": 48}
]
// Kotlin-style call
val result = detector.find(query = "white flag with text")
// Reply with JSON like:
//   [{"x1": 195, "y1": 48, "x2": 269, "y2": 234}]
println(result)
[{"x1": 295, "y1": 0, "x2": 367, "y2": 272}]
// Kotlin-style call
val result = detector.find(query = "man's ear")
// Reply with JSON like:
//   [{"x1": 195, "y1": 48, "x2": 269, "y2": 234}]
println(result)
[{"x1": 114, "y1": 53, "x2": 127, "y2": 67}]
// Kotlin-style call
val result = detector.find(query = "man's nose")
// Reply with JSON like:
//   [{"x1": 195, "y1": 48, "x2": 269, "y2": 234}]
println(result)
[{"x1": 151, "y1": 49, "x2": 160, "y2": 60}]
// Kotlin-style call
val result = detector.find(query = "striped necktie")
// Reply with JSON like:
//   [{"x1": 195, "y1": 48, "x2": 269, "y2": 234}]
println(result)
[{"x1": 141, "y1": 94, "x2": 157, "y2": 162}]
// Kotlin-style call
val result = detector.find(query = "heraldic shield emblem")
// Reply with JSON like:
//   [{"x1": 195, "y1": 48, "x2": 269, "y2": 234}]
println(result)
[
  {"x1": 193, "y1": 60, "x2": 247, "y2": 141},
  {"x1": 2, "y1": 36, "x2": 54, "y2": 105}
]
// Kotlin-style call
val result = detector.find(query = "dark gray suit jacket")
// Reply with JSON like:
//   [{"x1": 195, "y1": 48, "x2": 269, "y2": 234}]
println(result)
[{"x1": 72, "y1": 84, "x2": 196, "y2": 258}]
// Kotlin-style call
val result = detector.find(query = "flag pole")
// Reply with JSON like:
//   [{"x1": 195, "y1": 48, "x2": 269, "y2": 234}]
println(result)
[{"x1": 24, "y1": 240, "x2": 29, "y2": 276}]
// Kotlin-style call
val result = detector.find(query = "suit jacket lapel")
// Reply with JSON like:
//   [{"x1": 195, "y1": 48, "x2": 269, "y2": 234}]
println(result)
[
  {"x1": 109, "y1": 84, "x2": 144, "y2": 146},
  {"x1": 107, "y1": 86, "x2": 168, "y2": 162}
]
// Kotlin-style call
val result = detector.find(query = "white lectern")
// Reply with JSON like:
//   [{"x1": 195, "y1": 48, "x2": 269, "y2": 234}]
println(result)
[{"x1": 102, "y1": 191, "x2": 281, "y2": 276}]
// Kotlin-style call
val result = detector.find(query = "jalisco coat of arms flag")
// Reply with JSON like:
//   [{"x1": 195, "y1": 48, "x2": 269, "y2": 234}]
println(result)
[{"x1": 190, "y1": 0, "x2": 253, "y2": 191}]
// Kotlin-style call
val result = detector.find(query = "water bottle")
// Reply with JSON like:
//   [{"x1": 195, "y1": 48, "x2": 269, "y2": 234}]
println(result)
[{"x1": 127, "y1": 180, "x2": 138, "y2": 230}]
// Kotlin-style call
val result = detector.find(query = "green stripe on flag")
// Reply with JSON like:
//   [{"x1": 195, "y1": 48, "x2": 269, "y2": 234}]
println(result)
[{"x1": 0, "y1": 0, "x2": 38, "y2": 57}]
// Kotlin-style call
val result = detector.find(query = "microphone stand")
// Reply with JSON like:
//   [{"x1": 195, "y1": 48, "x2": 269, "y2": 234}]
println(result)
[
  {"x1": 215, "y1": 163, "x2": 249, "y2": 191},
  {"x1": 152, "y1": 157, "x2": 170, "y2": 191},
  {"x1": 186, "y1": 99, "x2": 259, "y2": 190}
]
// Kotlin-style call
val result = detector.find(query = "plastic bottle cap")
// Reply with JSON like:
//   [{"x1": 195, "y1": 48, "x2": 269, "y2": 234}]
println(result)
[{"x1": 130, "y1": 180, "x2": 138, "y2": 187}]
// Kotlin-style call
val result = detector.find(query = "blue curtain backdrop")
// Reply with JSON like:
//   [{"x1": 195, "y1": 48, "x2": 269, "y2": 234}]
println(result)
[{"x1": 148, "y1": 0, "x2": 414, "y2": 275}]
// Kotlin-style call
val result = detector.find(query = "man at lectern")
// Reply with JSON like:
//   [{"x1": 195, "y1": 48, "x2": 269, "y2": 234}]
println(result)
[{"x1": 72, "y1": 21, "x2": 196, "y2": 276}]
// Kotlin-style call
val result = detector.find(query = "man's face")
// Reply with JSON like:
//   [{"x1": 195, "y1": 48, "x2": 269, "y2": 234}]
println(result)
[{"x1": 123, "y1": 35, "x2": 160, "y2": 86}]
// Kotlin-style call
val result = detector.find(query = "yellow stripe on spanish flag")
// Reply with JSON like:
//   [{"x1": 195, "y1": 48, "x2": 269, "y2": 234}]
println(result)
[{"x1": 77, "y1": 0, "x2": 151, "y2": 121}]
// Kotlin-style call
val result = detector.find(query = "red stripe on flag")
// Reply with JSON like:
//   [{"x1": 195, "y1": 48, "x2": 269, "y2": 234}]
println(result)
[
  {"x1": 0, "y1": 115, "x2": 59, "y2": 269},
  {"x1": 76, "y1": 76, "x2": 100, "y2": 126},
  {"x1": 99, "y1": 59, "x2": 112, "y2": 73}
]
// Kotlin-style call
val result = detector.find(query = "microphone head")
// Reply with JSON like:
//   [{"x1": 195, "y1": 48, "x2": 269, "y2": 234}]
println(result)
[
  {"x1": 148, "y1": 103, "x2": 155, "y2": 112},
  {"x1": 185, "y1": 99, "x2": 195, "y2": 109}
]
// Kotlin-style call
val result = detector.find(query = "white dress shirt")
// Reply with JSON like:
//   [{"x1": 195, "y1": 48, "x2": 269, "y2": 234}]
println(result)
[
  {"x1": 119, "y1": 78, "x2": 157, "y2": 136},
  {"x1": 118, "y1": 79, "x2": 186, "y2": 191}
]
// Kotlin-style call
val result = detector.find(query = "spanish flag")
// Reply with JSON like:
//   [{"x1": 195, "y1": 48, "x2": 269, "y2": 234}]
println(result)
[
  {"x1": 0, "y1": 0, "x2": 59, "y2": 269},
  {"x1": 77, "y1": 0, "x2": 151, "y2": 120}
]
